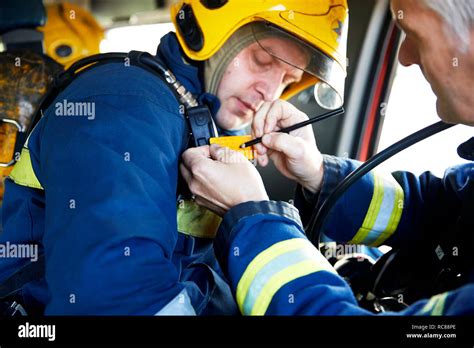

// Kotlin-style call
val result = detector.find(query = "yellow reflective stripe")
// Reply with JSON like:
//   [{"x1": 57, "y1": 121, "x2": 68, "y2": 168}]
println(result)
[
  {"x1": 9, "y1": 148, "x2": 43, "y2": 190},
  {"x1": 236, "y1": 238, "x2": 309, "y2": 312},
  {"x1": 420, "y1": 292, "x2": 448, "y2": 316},
  {"x1": 431, "y1": 293, "x2": 448, "y2": 316},
  {"x1": 349, "y1": 173, "x2": 383, "y2": 244},
  {"x1": 371, "y1": 178, "x2": 404, "y2": 246},
  {"x1": 349, "y1": 173, "x2": 404, "y2": 246},
  {"x1": 251, "y1": 259, "x2": 329, "y2": 315},
  {"x1": 177, "y1": 200, "x2": 221, "y2": 239},
  {"x1": 236, "y1": 238, "x2": 335, "y2": 315}
]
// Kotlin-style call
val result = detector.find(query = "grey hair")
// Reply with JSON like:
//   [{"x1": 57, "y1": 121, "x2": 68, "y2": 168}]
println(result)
[{"x1": 423, "y1": 0, "x2": 474, "y2": 50}]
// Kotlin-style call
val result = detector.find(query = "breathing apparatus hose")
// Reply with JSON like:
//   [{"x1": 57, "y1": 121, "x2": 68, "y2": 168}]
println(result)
[{"x1": 306, "y1": 121, "x2": 456, "y2": 248}]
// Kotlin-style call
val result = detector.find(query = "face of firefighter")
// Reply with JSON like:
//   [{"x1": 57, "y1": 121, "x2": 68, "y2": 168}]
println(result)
[
  {"x1": 391, "y1": 0, "x2": 474, "y2": 126},
  {"x1": 214, "y1": 37, "x2": 307, "y2": 131}
]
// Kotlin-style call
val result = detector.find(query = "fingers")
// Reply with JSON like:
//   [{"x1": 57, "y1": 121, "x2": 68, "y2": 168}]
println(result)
[
  {"x1": 253, "y1": 100, "x2": 303, "y2": 166},
  {"x1": 186, "y1": 145, "x2": 211, "y2": 157},
  {"x1": 252, "y1": 100, "x2": 309, "y2": 150},
  {"x1": 257, "y1": 100, "x2": 308, "y2": 135},
  {"x1": 209, "y1": 144, "x2": 247, "y2": 164},
  {"x1": 180, "y1": 162, "x2": 225, "y2": 215},
  {"x1": 263, "y1": 100, "x2": 284, "y2": 134},
  {"x1": 257, "y1": 154, "x2": 269, "y2": 167},
  {"x1": 182, "y1": 145, "x2": 210, "y2": 169},
  {"x1": 181, "y1": 146, "x2": 215, "y2": 196},
  {"x1": 265, "y1": 100, "x2": 308, "y2": 132},
  {"x1": 209, "y1": 144, "x2": 225, "y2": 161},
  {"x1": 252, "y1": 102, "x2": 272, "y2": 138},
  {"x1": 262, "y1": 132, "x2": 305, "y2": 160}
]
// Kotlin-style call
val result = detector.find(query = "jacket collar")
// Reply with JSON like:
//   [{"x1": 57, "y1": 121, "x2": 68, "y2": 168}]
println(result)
[{"x1": 156, "y1": 32, "x2": 203, "y2": 96}]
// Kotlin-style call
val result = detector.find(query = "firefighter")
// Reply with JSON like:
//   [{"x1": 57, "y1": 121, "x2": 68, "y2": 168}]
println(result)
[
  {"x1": 0, "y1": 0, "x2": 348, "y2": 315},
  {"x1": 182, "y1": 0, "x2": 474, "y2": 315}
]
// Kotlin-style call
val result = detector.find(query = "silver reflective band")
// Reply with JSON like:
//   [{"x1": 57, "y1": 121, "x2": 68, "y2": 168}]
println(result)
[{"x1": 154, "y1": 289, "x2": 196, "y2": 316}]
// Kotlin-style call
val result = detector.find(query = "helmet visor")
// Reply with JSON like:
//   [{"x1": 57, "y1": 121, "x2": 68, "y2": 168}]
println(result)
[{"x1": 251, "y1": 22, "x2": 346, "y2": 109}]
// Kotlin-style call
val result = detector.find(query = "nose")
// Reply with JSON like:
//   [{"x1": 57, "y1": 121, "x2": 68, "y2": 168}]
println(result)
[
  {"x1": 254, "y1": 70, "x2": 286, "y2": 101},
  {"x1": 398, "y1": 36, "x2": 419, "y2": 67}
]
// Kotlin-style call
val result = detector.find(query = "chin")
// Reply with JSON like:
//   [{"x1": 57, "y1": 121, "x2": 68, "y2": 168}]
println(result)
[
  {"x1": 216, "y1": 117, "x2": 238, "y2": 131},
  {"x1": 216, "y1": 111, "x2": 251, "y2": 131},
  {"x1": 436, "y1": 99, "x2": 459, "y2": 125}
]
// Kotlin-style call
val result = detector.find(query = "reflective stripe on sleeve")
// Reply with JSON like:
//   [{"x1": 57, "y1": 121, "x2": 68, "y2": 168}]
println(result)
[
  {"x1": 420, "y1": 292, "x2": 448, "y2": 316},
  {"x1": 8, "y1": 147, "x2": 43, "y2": 190},
  {"x1": 349, "y1": 173, "x2": 404, "y2": 247},
  {"x1": 236, "y1": 238, "x2": 336, "y2": 315}
]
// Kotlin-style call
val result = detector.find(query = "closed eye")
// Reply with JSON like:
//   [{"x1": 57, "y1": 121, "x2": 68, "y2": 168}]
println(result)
[{"x1": 253, "y1": 49, "x2": 274, "y2": 68}]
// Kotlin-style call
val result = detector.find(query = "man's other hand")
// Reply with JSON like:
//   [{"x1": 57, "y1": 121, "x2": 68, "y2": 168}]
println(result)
[
  {"x1": 180, "y1": 144, "x2": 269, "y2": 216},
  {"x1": 252, "y1": 100, "x2": 324, "y2": 193}
]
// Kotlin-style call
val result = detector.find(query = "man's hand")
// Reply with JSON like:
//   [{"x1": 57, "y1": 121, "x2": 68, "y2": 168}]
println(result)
[
  {"x1": 180, "y1": 144, "x2": 269, "y2": 216},
  {"x1": 252, "y1": 100, "x2": 324, "y2": 193}
]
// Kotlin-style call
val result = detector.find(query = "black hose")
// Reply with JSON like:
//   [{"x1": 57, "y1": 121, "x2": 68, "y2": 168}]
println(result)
[
  {"x1": 306, "y1": 121, "x2": 456, "y2": 247},
  {"x1": 65, "y1": 52, "x2": 128, "y2": 75},
  {"x1": 140, "y1": 54, "x2": 170, "y2": 75}
]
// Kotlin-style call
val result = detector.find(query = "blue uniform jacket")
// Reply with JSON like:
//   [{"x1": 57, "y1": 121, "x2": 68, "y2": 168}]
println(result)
[
  {"x1": 214, "y1": 138, "x2": 474, "y2": 315},
  {"x1": 0, "y1": 33, "x2": 239, "y2": 315}
]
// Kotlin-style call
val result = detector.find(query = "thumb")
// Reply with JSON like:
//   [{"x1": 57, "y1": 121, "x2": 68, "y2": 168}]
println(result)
[
  {"x1": 209, "y1": 144, "x2": 225, "y2": 161},
  {"x1": 182, "y1": 145, "x2": 210, "y2": 168},
  {"x1": 261, "y1": 133, "x2": 304, "y2": 160},
  {"x1": 210, "y1": 144, "x2": 247, "y2": 164}
]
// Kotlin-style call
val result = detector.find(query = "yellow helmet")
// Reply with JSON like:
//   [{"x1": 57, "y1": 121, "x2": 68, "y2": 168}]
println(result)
[
  {"x1": 170, "y1": 0, "x2": 348, "y2": 109},
  {"x1": 38, "y1": 3, "x2": 104, "y2": 68}
]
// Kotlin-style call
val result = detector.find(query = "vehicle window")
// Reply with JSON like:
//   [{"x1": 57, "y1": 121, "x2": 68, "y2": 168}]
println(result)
[
  {"x1": 100, "y1": 23, "x2": 175, "y2": 54},
  {"x1": 377, "y1": 64, "x2": 471, "y2": 177}
]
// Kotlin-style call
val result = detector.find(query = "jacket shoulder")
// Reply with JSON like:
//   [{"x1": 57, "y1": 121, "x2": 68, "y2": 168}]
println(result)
[{"x1": 59, "y1": 62, "x2": 179, "y2": 112}]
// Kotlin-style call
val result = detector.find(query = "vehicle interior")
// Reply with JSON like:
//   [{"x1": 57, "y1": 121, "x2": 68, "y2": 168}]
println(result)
[{"x1": 0, "y1": 0, "x2": 471, "y2": 316}]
